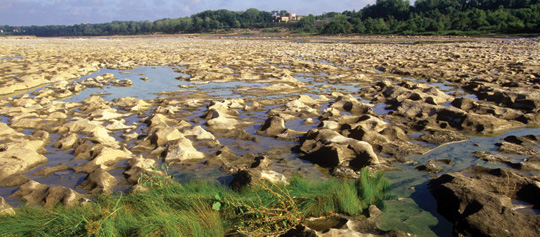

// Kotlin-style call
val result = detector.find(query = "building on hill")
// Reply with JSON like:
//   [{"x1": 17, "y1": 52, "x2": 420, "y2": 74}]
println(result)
[{"x1": 273, "y1": 13, "x2": 303, "y2": 22}]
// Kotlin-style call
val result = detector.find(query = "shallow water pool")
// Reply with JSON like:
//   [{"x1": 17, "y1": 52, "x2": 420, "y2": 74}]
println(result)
[
  {"x1": 378, "y1": 126, "x2": 540, "y2": 236},
  {"x1": 63, "y1": 66, "x2": 190, "y2": 102}
]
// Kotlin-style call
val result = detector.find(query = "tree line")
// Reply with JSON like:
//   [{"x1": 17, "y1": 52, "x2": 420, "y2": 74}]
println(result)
[
  {"x1": 318, "y1": 0, "x2": 540, "y2": 34},
  {"x1": 0, "y1": 9, "x2": 288, "y2": 36},
  {"x1": 1, "y1": 0, "x2": 539, "y2": 36}
]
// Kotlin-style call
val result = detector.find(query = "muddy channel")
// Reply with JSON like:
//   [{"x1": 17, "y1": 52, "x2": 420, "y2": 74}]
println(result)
[{"x1": 0, "y1": 36, "x2": 539, "y2": 236}]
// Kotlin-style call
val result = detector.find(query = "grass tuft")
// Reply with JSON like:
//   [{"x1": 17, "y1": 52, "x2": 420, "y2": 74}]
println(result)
[
  {"x1": 0, "y1": 167, "x2": 390, "y2": 236},
  {"x1": 357, "y1": 167, "x2": 391, "y2": 210}
]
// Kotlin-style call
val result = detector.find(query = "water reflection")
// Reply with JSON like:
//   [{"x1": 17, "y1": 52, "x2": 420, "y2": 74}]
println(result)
[
  {"x1": 379, "y1": 126, "x2": 540, "y2": 236},
  {"x1": 64, "y1": 66, "x2": 189, "y2": 102}
]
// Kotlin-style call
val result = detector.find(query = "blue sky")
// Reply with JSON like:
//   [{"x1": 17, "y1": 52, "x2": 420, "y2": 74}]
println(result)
[{"x1": 1, "y1": 0, "x2": 379, "y2": 26}]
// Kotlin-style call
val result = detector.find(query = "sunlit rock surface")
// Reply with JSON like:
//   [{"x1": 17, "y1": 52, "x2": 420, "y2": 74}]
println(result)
[{"x1": 0, "y1": 35, "x2": 539, "y2": 236}]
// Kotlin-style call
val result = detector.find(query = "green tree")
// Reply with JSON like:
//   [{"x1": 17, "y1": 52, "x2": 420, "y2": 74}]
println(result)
[
  {"x1": 141, "y1": 20, "x2": 153, "y2": 33},
  {"x1": 191, "y1": 17, "x2": 204, "y2": 32},
  {"x1": 350, "y1": 17, "x2": 366, "y2": 33},
  {"x1": 232, "y1": 19, "x2": 241, "y2": 28},
  {"x1": 177, "y1": 17, "x2": 192, "y2": 32},
  {"x1": 297, "y1": 14, "x2": 315, "y2": 28},
  {"x1": 414, "y1": 0, "x2": 465, "y2": 13},
  {"x1": 321, "y1": 15, "x2": 352, "y2": 34},
  {"x1": 363, "y1": 0, "x2": 411, "y2": 20},
  {"x1": 468, "y1": 8, "x2": 490, "y2": 29},
  {"x1": 321, "y1": 21, "x2": 352, "y2": 34},
  {"x1": 364, "y1": 18, "x2": 389, "y2": 34},
  {"x1": 243, "y1": 8, "x2": 260, "y2": 25},
  {"x1": 451, "y1": 11, "x2": 472, "y2": 30},
  {"x1": 506, "y1": 13, "x2": 525, "y2": 32}
]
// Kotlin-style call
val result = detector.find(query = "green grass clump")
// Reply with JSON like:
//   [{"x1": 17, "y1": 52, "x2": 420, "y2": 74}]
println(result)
[
  {"x1": 0, "y1": 168, "x2": 390, "y2": 236},
  {"x1": 357, "y1": 168, "x2": 391, "y2": 209}
]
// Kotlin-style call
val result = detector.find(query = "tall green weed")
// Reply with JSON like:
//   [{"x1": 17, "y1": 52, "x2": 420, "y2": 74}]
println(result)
[{"x1": 0, "y1": 167, "x2": 390, "y2": 236}]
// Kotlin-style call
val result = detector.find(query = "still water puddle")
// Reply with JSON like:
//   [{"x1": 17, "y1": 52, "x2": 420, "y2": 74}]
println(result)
[
  {"x1": 0, "y1": 116, "x2": 9, "y2": 124},
  {"x1": 63, "y1": 66, "x2": 190, "y2": 102},
  {"x1": 379, "y1": 126, "x2": 540, "y2": 236},
  {"x1": 402, "y1": 77, "x2": 479, "y2": 100},
  {"x1": 0, "y1": 56, "x2": 23, "y2": 61},
  {"x1": 372, "y1": 103, "x2": 392, "y2": 115}
]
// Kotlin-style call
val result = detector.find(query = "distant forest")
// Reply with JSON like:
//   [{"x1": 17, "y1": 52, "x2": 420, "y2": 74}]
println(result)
[{"x1": 2, "y1": 0, "x2": 539, "y2": 36}]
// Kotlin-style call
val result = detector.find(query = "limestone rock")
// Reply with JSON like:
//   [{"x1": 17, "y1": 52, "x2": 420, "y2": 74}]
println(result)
[
  {"x1": 229, "y1": 169, "x2": 289, "y2": 191},
  {"x1": 12, "y1": 180, "x2": 82, "y2": 208},
  {"x1": 58, "y1": 119, "x2": 104, "y2": 135},
  {"x1": 89, "y1": 127, "x2": 119, "y2": 147},
  {"x1": 31, "y1": 164, "x2": 70, "y2": 177},
  {"x1": 90, "y1": 108, "x2": 126, "y2": 121},
  {"x1": 382, "y1": 82, "x2": 453, "y2": 106},
  {"x1": 429, "y1": 167, "x2": 540, "y2": 237},
  {"x1": 122, "y1": 132, "x2": 140, "y2": 142},
  {"x1": 106, "y1": 119, "x2": 136, "y2": 131},
  {"x1": 149, "y1": 126, "x2": 183, "y2": 147},
  {"x1": 81, "y1": 95, "x2": 110, "y2": 111},
  {"x1": 260, "y1": 170, "x2": 289, "y2": 185},
  {"x1": 163, "y1": 138, "x2": 205, "y2": 164},
  {"x1": 0, "y1": 143, "x2": 48, "y2": 182},
  {"x1": 416, "y1": 160, "x2": 442, "y2": 173},
  {"x1": 0, "y1": 197, "x2": 15, "y2": 216},
  {"x1": 10, "y1": 117, "x2": 49, "y2": 130},
  {"x1": 304, "y1": 118, "x2": 316, "y2": 125},
  {"x1": 298, "y1": 94, "x2": 319, "y2": 105},
  {"x1": 115, "y1": 97, "x2": 151, "y2": 112},
  {"x1": 352, "y1": 115, "x2": 389, "y2": 133},
  {"x1": 79, "y1": 167, "x2": 117, "y2": 194},
  {"x1": 299, "y1": 129, "x2": 379, "y2": 170},
  {"x1": 145, "y1": 113, "x2": 176, "y2": 127},
  {"x1": 462, "y1": 113, "x2": 519, "y2": 134},
  {"x1": 330, "y1": 95, "x2": 371, "y2": 115},
  {"x1": 319, "y1": 120, "x2": 340, "y2": 130},
  {"x1": 183, "y1": 125, "x2": 216, "y2": 141},
  {"x1": 0, "y1": 174, "x2": 30, "y2": 187},
  {"x1": 73, "y1": 145, "x2": 132, "y2": 173},
  {"x1": 0, "y1": 122, "x2": 24, "y2": 138},
  {"x1": 206, "y1": 116, "x2": 239, "y2": 130},
  {"x1": 257, "y1": 116, "x2": 286, "y2": 137},
  {"x1": 503, "y1": 135, "x2": 540, "y2": 147},
  {"x1": 124, "y1": 156, "x2": 157, "y2": 184},
  {"x1": 53, "y1": 133, "x2": 79, "y2": 150},
  {"x1": 496, "y1": 142, "x2": 539, "y2": 156},
  {"x1": 112, "y1": 78, "x2": 133, "y2": 87},
  {"x1": 284, "y1": 99, "x2": 317, "y2": 115}
]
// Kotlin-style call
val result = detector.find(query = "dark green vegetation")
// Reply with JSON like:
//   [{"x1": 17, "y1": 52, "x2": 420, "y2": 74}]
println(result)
[
  {"x1": 0, "y1": 168, "x2": 390, "y2": 236},
  {"x1": 1, "y1": 0, "x2": 539, "y2": 36},
  {"x1": 327, "y1": 0, "x2": 540, "y2": 35}
]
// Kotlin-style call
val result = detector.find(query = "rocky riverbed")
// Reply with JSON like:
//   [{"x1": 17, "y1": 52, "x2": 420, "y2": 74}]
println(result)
[{"x1": 0, "y1": 35, "x2": 539, "y2": 236}]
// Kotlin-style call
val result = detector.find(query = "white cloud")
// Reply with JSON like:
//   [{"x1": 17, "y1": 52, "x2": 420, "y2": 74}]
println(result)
[{"x1": 181, "y1": 6, "x2": 192, "y2": 14}]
